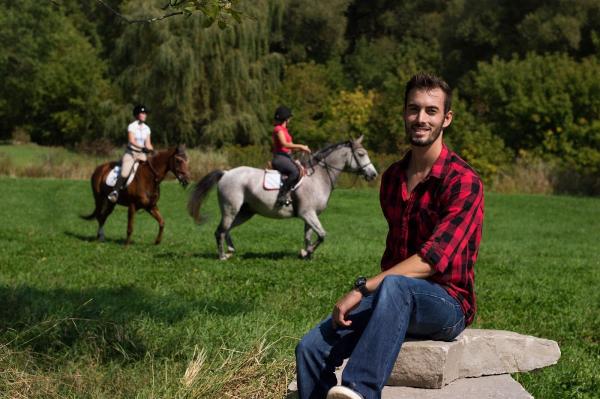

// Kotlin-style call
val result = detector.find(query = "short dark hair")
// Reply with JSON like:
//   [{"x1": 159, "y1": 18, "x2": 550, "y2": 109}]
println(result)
[{"x1": 404, "y1": 73, "x2": 452, "y2": 114}]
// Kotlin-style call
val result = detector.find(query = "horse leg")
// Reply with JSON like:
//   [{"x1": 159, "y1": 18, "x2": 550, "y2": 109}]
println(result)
[
  {"x1": 299, "y1": 223, "x2": 314, "y2": 259},
  {"x1": 299, "y1": 211, "x2": 327, "y2": 260},
  {"x1": 96, "y1": 198, "x2": 114, "y2": 242},
  {"x1": 147, "y1": 206, "x2": 165, "y2": 245},
  {"x1": 125, "y1": 203, "x2": 136, "y2": 245},
  {"x1": 215, "y1": 215, "x2": 233, "y2": 260},
  {"x1": 225, "y1": 208, "x2": 255, "y2": 253}
]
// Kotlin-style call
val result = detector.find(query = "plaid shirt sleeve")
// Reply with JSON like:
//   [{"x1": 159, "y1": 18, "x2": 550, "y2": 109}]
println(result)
[{"x1": 419, "y1": 173, "x2": 484, "y2": 274}]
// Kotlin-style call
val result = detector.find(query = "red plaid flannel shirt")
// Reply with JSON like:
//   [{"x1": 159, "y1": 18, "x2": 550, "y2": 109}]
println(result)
[{"x1": 379, "y1": 144, "x2": 484, "y2": 325}]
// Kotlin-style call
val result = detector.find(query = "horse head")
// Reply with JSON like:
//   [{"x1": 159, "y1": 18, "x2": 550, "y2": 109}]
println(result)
[
  {"x1": 347, "y1": 135, "x2": 378, "y2": 181},
  {"x1": 170, "y1": 144, "x2": 190, "y2": 187}
]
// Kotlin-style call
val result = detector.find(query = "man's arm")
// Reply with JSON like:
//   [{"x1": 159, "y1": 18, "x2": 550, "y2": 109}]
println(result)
[{"x1": 331, "y1": 254, "x2": 433, "y2": 328}]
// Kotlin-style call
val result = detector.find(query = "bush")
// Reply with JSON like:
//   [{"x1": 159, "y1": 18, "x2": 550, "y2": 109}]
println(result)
[
  {"x1": 463, "y1": 53, "x2": 600, "y2": 177},
  {"x1": 445, "y1": 95, "x2": 512, "y2": 184}
]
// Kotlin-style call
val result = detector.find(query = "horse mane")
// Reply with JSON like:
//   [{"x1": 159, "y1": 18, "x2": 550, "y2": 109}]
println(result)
[
  {"x1": 149, "y1": 145, "x2": 186, "y2": 161},
  {"x1": 302, "y1": 140, "x2": 352, "y2": 167}
]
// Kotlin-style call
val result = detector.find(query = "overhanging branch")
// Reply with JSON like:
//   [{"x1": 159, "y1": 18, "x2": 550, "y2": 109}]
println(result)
[{"x1": 95, "y1": 0, "x2": 185, "y2": 24}]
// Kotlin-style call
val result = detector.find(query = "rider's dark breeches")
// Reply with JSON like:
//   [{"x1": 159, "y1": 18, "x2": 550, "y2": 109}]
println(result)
[{"x1": 272, "y1": 153, "x2": 299, "y2": 189}]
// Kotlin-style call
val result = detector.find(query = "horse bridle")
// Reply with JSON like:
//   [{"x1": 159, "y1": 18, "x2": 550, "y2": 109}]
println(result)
[
  {"x1": 308, "y1": 141, "x2": 373, "y2": 187},
  {"x1": 146, "y1": 153, "x2": 189, "y2": 185},
  {"x1": 171, "y1": 154, "x2": 189, "y2": 185}
]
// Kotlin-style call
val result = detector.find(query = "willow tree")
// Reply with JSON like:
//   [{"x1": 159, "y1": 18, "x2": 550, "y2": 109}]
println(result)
[{"x1": 112, "y1": 0, "x2": 286, "y2": 147}]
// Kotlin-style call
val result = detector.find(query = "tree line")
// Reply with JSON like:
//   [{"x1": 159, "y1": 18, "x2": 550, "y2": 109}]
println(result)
[{"x1": 1, "y1": 0, "x2": 599, "y2": 191}]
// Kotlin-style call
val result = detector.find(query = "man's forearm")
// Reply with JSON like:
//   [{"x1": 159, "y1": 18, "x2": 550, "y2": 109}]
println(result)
[{"x1": 364, "y1": 254, "x2": 434, "y2": 294}]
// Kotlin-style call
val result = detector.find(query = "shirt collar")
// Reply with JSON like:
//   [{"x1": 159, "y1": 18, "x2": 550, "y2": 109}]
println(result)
[{"x1": 399, "y1": 143, "x2": 450, "y2": 180}]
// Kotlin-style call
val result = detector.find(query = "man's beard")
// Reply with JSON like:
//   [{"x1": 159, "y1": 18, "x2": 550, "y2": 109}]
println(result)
[{"x1": 406, "y1": 123, "x2": 443, "y2": 147}]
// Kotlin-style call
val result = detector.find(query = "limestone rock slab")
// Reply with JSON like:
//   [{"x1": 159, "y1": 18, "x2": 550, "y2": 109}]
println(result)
[
  {"x1": 387, "y1": 338, "x2": 463, "y2": 388},
  {"x1": 388, "y1": 328, "x2": 560, "y2": 387},
  {"x1": 287, "y1": 375, "x2": 532, "y2": 399},
  {"x1": 382, "y1": 375, "x2": 533, "y2": 399},
  {"x1": 459, "y1": 329, "x2": 561, "y2": 378}
]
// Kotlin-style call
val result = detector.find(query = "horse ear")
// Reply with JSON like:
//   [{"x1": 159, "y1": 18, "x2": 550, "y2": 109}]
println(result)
[
  {"x1": 355, "y1": 135, "x2": 364, "y2": 144},
  {"x1": 177, "y1": 143, "x2": 186, "y2": 153}
]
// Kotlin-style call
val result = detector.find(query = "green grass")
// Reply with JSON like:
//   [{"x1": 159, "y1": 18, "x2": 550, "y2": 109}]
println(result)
[{"x1": 0, "y1": 177, "x2": 598, "y2": 398}]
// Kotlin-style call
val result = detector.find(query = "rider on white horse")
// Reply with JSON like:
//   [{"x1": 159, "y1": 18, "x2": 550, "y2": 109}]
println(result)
[
  {"x1": 108, "y1": 104, "x2": 154, "y2": 203},
  {"x1": 271, "y1": 106, "x2": 311, "y2": 206}
]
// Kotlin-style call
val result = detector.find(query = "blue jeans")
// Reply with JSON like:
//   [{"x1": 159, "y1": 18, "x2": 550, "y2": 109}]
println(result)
[{"x1": 295, "y1": 276, "x2": 466, "y2": 399}]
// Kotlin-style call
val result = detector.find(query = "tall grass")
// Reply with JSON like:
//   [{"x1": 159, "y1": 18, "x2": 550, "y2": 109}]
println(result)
[
  {"x1": 1, "y1": 143, "x2": 598, "y2": 194},
  {"x1": 0, "y1": 314, "x2": 294, "y2": 398}
]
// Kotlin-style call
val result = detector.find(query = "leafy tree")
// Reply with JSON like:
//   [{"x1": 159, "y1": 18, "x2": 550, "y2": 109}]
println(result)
[
  {"x1": 445, "y1": 95, "x2": 511, "y2": 182},
  {"x1": 280, "y1": 0, "x2": 351, "y2": 63},
  {"x1": 322, "y1": 88, "x2": 375, "y2": 142},
  {"x1": 111, "y1": 0, "x2": 286, "y2": 146},
  {"x1": 0, "y1": 0, "x2": 121, "y2": 144},
  {"x1": 276, "y1": 62, "x2": 335, "y2": 147},
  {"x1": 463, "y1": 53, "x2": 600, "y2": 174}
]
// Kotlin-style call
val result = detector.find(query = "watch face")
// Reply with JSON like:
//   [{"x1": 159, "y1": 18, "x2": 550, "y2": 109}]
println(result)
[{"x1": 354, "y1": 277, "x2": 367, "y2": 288}]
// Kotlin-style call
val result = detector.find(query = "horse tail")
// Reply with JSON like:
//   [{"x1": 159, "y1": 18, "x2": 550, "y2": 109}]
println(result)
[{"x1": 187, "y1": 170, "x2": 225, "y2": 223}]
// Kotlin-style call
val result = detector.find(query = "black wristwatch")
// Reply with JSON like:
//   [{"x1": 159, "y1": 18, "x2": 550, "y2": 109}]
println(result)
[{"x1": 353, "y1": 276, "x2": 370, "y2": 296}]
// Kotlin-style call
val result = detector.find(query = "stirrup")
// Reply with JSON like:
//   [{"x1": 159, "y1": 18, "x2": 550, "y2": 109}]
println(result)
[
  {"x1": 276, "y1": 193, "x2": 291, "y2": 207},
  {"x1": 107, "y1": 190, "x2": 119, "y2": 203}
]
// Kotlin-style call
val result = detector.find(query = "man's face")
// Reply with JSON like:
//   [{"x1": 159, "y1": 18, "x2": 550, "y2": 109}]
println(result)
[
  {"x1": 138, "y1": 112, "x2": 147, "y2": 122},
  {"x1": 403, "y1": 88, "x2": 452, "y2": 147}
]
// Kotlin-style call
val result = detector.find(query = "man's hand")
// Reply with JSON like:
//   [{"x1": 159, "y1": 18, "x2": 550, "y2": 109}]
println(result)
[{"x1": 332, "y1": 289, "x2": 362, "y2": 328}]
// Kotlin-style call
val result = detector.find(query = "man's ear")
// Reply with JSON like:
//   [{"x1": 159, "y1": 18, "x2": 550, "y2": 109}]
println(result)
[{"x1": 443, "y1": 110, "x2": 453, "y2": 129}]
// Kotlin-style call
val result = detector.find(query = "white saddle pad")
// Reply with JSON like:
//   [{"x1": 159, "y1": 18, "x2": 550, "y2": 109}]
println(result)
[
  {"x1": 106, "y1": 163, "x2": 139, "y2": 187},
  {"x1": 263, "y1": 169, "x2": 303, "y2": 191}
]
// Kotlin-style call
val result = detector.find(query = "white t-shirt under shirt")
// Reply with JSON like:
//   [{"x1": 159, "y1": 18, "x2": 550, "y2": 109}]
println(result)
[{"x1": 128, "y1": 121, "x2": 151, "y2": 148}]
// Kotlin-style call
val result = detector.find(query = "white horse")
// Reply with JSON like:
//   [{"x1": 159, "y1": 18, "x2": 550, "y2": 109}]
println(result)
[{"x1": 187, "y1": 136, "x2": 378, "y2": 260}]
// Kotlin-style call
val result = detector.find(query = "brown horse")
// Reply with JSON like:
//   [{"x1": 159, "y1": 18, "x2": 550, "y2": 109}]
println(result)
[{"x1": 81, "y1": 145, "x2": 190, "y2": 245}]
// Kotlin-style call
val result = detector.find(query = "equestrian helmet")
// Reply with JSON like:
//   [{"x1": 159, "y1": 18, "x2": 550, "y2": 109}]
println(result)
[
  {"x1": 274, "y1": 106, "x2": 292, "y2": 123},
  {"x1": 133, "y1": 104, "x2": 149, "y2": 117}
]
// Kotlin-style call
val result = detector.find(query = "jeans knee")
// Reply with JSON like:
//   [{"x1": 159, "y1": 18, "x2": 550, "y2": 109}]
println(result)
[{"x1": 295, "y1": 335, "x2": 314, "y2": 361}]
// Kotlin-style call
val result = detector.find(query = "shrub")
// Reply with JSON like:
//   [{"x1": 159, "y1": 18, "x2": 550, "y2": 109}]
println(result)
[{"x1": 463, "y1": 53, "x2": 600, "y2": 177}]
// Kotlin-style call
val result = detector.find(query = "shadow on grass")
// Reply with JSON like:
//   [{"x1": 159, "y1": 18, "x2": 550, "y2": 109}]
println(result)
[
  {"x1": 238, "y1": 251, "x2": 299, "y2": 260},
  {"x1": 63, "y1": 230, "x2": 127, "y2": 245},
  {"x1": 0, "y1": 284, "x2": 254, "y2": 362},
  {"x1": 154, "y1": 251, "x2": 217, "y2": 260}
]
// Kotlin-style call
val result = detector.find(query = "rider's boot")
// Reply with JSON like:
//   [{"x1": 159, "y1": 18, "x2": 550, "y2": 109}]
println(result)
[
  {"x1": 276, "y1": 179, "x2": 293, "y2": 207},
  {"x1": 108, "y1": 175, "x2": 126, "y2": 203}
]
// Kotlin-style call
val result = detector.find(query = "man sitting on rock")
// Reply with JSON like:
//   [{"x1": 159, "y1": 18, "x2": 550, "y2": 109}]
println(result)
[{"x1": 295, "y1": 73, "x2": 485, "y2": 399}]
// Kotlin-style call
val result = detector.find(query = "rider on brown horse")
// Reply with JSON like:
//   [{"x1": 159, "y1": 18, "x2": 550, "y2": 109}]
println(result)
[
  {"x1": 108, "y1": 104, "x2": 154, "y2": 203},
  {"x1": 271, "y1": 106, "x2": 311, "y2": 206}
]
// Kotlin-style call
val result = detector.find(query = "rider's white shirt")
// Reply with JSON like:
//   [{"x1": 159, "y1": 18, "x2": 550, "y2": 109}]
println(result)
[{"x1": 128, "y1": 121, "x2": 151, "y2": 148}]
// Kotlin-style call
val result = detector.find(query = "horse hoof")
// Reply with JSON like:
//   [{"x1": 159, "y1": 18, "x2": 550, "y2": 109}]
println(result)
[
  {"x1": 219, "y1": 253, "x2": 232, "y2": 260},
  {"x1": 227, "y1": 246, "x2": 235, "y2": 253},
  {"x1": 299, "y1": 249, "x2": 312, "y2": 260},
  {"x1": 154, "y1": 240, "x2": 162, "y2": 245}
]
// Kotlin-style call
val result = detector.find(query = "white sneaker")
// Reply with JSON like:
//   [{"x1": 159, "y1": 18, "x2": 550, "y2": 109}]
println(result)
[{"x1": 326, "y1": 385, "x2": 363, "y2": 399}]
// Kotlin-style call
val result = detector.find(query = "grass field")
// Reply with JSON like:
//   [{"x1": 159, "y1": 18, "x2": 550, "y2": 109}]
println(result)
[{"x1": 0, "y1": 177, "x2": 598, "y2": 398}]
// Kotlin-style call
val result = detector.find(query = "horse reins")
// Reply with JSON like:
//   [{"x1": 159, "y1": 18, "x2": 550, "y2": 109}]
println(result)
[
  {"x1": 307, "y1": 141, "x2": 373, "y2": 188},
  {"x1": 146, "y1": 152, "x2": 188, "y2": 184}
]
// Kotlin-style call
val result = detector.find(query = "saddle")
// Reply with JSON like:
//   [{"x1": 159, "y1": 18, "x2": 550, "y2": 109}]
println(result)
[
  {"x1": 263, "y1": 160, "x2": 306, "y2": 191},
  {"x1": 105, "y1": 162, "x2": 140, "y2": 188}
]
